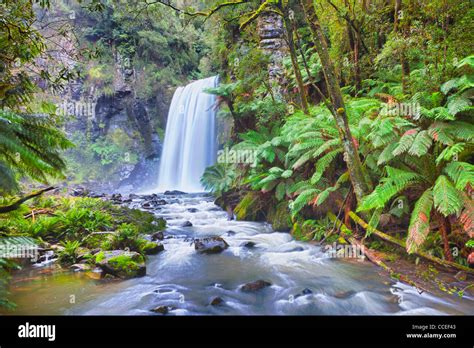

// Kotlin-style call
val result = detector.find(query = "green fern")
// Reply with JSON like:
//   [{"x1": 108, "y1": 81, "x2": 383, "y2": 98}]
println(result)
[
  {"x1": 406, "y1": 189, "x2": 433, "y2": 253},
  {"x1": 433, "y1": 175, "x2": 463, "y2": 217}
]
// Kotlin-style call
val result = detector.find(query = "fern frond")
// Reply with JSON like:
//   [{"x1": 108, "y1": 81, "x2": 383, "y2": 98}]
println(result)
[
  {"x1": 433, "y1": 175, "x2": 463, "y2": 217},
  {"x1": 392, "y1": 129, "x2": 418, "y2": 156},
  {"x1": 310, "y1": 149, "x2": 342, "y2": 185},
  {"x1": 406, "y1": 189, "x2": 433, "y2": 254},
  {"x1": 444, "y1": 161, "x2": 474, "y2": 191},
  {"x1": 408, "y1": 130, "x2": 433, "y2": 157}
]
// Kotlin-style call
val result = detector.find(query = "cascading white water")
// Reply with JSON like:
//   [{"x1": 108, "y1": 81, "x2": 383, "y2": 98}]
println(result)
[{"x1": 156, "y1": 76, "x2": 219, "y2": 192}]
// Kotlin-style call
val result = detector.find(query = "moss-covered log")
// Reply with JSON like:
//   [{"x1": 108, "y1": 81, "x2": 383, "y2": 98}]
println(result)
[{"x1": 348, "y1": 211, "x2": 474, "y2": 275}]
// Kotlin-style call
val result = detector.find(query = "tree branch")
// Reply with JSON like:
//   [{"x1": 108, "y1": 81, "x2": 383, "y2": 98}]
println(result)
[{"x1": 0, "y1": 187, "x2": 56, "y2": 214}]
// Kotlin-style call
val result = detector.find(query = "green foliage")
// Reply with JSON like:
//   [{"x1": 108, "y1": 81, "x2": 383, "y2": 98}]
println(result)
[
  {"x1": 58, "y1": 240, "x2": 81, "y2": 266},
  {"x1": 0, "y1": 109, "x2": 73, "y2": 192},
  {"x1": 103, "y1": 223, "x2": 142, "y2": 252},
  {"x1": 200, "y1": 163, "x2": 236, "y2": 197},
  {"x1": 0, "y1": 258, "x2": 19, "y2": 310}
]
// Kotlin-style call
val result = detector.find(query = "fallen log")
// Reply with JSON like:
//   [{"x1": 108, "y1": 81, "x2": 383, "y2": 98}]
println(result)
[
  {"x1": 348, "y1": 211, "x2": 474, "y2": 275},
  {"x1": 328, "y1": 212, "x2": 428, "y2": 293},
  {"x1": 0, "y1": 187, "x2": 56, "y2": 214}
]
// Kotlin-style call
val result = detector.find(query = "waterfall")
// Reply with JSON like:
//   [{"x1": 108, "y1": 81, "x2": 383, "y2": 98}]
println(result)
[{"x1": 155, "y1": 76, "x2": 219, "y2": 192}]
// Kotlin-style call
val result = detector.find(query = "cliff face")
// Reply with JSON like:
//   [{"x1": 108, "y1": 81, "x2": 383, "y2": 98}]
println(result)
[
  {"x1": 257, "y1": 12, "x2": 289, "y2": 99},
  {"x1": 60, "y1": 50, "x2": 174, "y2": 192}
]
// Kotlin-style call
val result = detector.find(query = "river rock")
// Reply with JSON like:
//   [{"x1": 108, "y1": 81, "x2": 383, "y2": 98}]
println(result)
[
  {"x1": 95, "y1": 250, "x2": 146, "y2": 278},
  {"x1": 151, "y1": 231, "x2": 164, "y2": 241},
  {"x1": 164, "y1": 190, "x2": 186, "y2": 195},
  {"x1": 150, "y1": 305, "x2": 169, "y2": 314},
  {"x1": 76, "y1": 247, "x2": 91, "y2": 261},
  {"x1": 141, "y1": 201, "x2": 154, "y2": 209},
  {"x1": 333, "y1": 290, "x2": 356, "y2": 299},
  {"x1": 194, "y1": 237, "x2": 229, "y2": 254},
  {"x1": 182, "y1": 221, "x2": 193, "y2": 227},
  {"x1": 241, "y1": 241, "x2": 256, "y2": 248},
  {"x1": 142, "y1": 241, "x2": 165, "y2": 255},
  {"x1": 295, "y1": 288, "x2": 313, "y2": 298},
  {"x1": 226, "y1": 230, "x2": 236, "y2": 236},
  {"x1": 70, "y1": 263, "x2": 92, "y2": 272},
  {"x1": 210, "y1": 297, "x2": 224, "y2": 306},
  {"x1": 187, "y1": 208, "x2": 198, "y2": 213},
  {"x1": 240, "y1": 280, "x2": 272, "y2": 292}
]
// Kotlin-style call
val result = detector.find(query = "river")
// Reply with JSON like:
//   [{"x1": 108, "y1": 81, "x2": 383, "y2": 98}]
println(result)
[{"x1": 5, "y1": 193, "x2": 474, "y2": 315}]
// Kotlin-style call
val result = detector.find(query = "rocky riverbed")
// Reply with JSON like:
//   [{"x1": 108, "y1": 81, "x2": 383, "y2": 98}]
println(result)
[{"x1": 4, "y1": 192, "x2": 474, "y2": 315}]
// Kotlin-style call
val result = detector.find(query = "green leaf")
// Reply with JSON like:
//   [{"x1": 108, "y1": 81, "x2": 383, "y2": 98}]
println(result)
[
  {"x1": 433, "y1": 175, "x2": 463, "y2": 217},
  {"x1": 406, "y1": 189, "x2": 433, "y2": 254},
  {"x1": 392, "y1": 129, "x2": 418, "y2": 156},
  {"x1": 281, "y1": 169, "x2": 293, "y2": 179},
  {"x1": 275, "y1": 182, "x2": 286, "y2": 201},
  {"x1": 408, "y1": 130, "x2": 432, "y2": 157},
  {"x1": 444, "y1": 161, "x2": 474, "y2": 191}
]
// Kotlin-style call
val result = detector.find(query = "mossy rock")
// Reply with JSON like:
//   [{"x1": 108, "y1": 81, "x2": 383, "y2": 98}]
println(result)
[
  {"x1": 142, "y1": 241, "x2": 165, "y2": 255},
  {"x1": 267, "y1": 202, "x2": 291, "y2": 232},
  {"x1": 115, "y1": 207, "x2": 166, "y2": 234},
  {"x1": 234, "y1": 192, "x2": 264, "y2": 221},
  {"x1": 96, "y1": 250, "x2": 146, "y2": 278},
  {"x1": 290, "y1": 222, "x2": 315, "y2": 242}
]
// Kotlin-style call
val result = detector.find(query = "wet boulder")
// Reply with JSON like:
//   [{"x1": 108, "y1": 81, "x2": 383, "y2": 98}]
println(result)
[
  {"x1": 95, "y1": 250, "x2": 146, "y2": 279},
  {"x1": 240, "y1": 280, "x2": 272, "y2": 292},
  {"x1": 241, "y1": 241, "x2": 256, "y2": 249},
  {"x1": 150, "y1": 306, "x2": 170, "y2": 314},
  {"x1": 182, "y1": 221, "x2": 193, "y2": 227},
  {"x1": 295, "y1": 288, "x2": 313, "y2": 298},
  {"x1": 151, "y1": 231, "x2": 164, "y2": 241},
  {"x1": 210, "y1": 297, "x2": 224, "y2": 306},
  {"x1": 194, "y1": 237, "x2": 229, "y2": 254},
  {"x1": 142, "y1": 241, "x2": 165, "y2": 255},
  {"x1": 164, "y1": 190, "x2": 186, "y2": 195}
]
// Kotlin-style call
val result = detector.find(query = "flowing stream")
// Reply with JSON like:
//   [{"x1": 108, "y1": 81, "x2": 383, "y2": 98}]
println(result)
[{"x1": 5, "y1": 193, "x2": 474, "y2": 315}]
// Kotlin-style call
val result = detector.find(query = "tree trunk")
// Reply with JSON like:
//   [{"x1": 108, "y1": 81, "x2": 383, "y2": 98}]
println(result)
[
  {"x1": 300, "y1": 0, "x2": 370, "y2": 203},
  {"x1": 280, "y1": 7, "x2": 309, "y2": 113},
  {"x1": 394, "y1": 0, "x2": 410, "y2": 94},
  {"x1": 436, "y1": 212, "x2": 454, "y2": 262}
]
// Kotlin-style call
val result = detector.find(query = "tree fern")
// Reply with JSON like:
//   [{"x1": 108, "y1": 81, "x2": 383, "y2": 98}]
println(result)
[
  {"x1": 289, "y1": 188, "x2": 319, "y2": 217},
  {"x1": 433, "y1": 175, "x2": 463, "y2": 217},
  {"x1": 408, "y1": 130, "x2": 432, "y2": 156},
  {"x1": 392, "y1": 128, "x2": 419, "y2": 156},
  {"x1": 310, "y1": 148, "x2": 343, "y2": 185},
  {"x1": 406, "y1": 189, "x2": 433, "y2": 254},
  {"x1": 358, "y1": 167, "x2": 422, "y2": 211},
  {"x1": 444, "y1": 161, "x2": 474, "y2": 191},
  {"x1": 0, "y1": 110, "x2": 73, "y2": 193},
  {"x1": 459, "y1": 192, "x2": 474, "y2": 237}
]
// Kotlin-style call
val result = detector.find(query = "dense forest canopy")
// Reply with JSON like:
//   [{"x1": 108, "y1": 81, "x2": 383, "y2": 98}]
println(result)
[{"x1": 0, "y1": 0, "x2": 473, "y2": 311}]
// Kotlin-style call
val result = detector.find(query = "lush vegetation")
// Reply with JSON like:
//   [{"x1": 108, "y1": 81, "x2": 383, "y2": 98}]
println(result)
[{"x1": 197, "y1": 0, "x2": 473, "y2": 269}]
